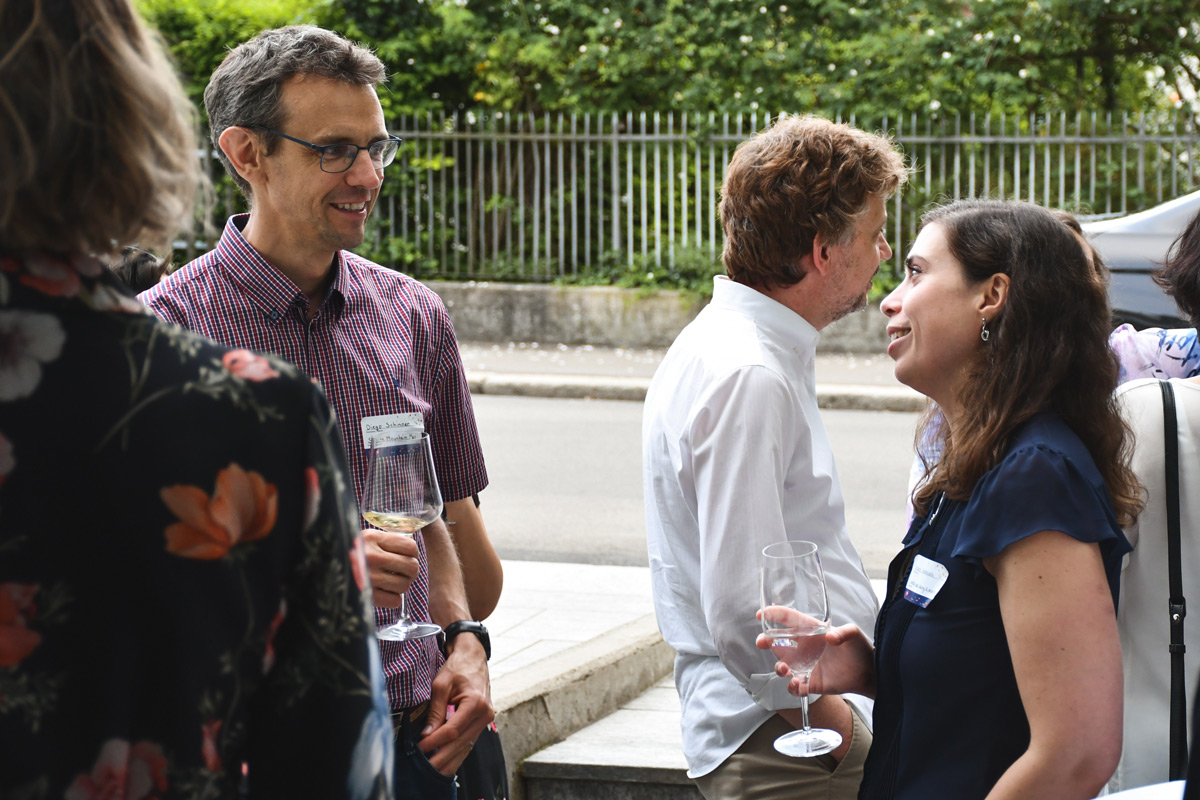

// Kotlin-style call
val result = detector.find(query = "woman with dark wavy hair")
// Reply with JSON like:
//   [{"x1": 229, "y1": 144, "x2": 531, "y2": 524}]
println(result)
[{"x1": 761, "y1": 199, "x2": 1141, "y2": 799}]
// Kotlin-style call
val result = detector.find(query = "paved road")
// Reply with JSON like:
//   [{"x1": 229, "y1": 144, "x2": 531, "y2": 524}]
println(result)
[{"x1": 473, "y1": 394, "x2": 916, "y2": 578}]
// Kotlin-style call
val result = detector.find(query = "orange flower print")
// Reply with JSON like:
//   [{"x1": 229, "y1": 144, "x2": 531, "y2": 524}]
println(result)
[
  {"x1": 201, "y1": 719, "x2": 223, "y2": 772},
  {"x1": 222, "y1": 349, "x2": 279, "y2": 382},
  {"x1": 262, "y1": 599, "x2": 287, "y2": 675},
  {"x1": 161, "y1": 463, "x2": 278, "y2": 559},
  {"x1": 303, "y1": 466, "x2": 320, "y2": 532},
  {"x1": 65, "y1": 739, "x2": 168, "y2": 800},
  {"x1": 0, "y1": 582, "x2": 41, "y2": 667}
]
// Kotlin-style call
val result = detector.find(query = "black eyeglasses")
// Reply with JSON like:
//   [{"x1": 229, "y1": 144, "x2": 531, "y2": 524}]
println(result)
[{"x1": 252, "y1": 126, "x2": 402, "y2": 173}]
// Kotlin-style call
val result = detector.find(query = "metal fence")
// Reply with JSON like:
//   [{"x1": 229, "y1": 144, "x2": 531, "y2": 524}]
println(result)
[{"x1": 200, "y1": 108, "x2": 1200, "y2": 280}]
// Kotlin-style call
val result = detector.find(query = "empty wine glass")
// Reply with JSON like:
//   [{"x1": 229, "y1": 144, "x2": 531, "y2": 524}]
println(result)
[
  {"x1": 760, "y1": 540, "x2": 842, "y2": 757},
  {"x1": 362, "y1": 433, "x2": 443, "y2": 641}
]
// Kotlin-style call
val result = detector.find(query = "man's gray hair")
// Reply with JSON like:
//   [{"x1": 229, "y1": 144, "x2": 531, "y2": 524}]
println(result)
[{"x1": 204, "y1": 25, "x2": 387, "y2": 196}]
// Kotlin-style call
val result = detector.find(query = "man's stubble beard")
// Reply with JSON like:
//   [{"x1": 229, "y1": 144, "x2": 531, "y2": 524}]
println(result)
[
  {"x1": 827, "y1": 292, "x2": 870, "y2": 326},
  {"x1": 825, "y1": 258, "x2": 874, "y2": 326}
]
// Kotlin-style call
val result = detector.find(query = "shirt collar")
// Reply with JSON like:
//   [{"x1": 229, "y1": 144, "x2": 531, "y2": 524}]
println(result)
[
  {"x1": 709, "y1": 275, "x2": 819, "y2": 360},
  {"x1": 215, "y1": 214, "x2": 347, "y2": 323}
]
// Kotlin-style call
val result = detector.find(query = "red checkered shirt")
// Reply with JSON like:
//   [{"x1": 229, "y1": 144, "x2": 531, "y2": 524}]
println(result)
[{"x1": 140, "y1": 214, "x2": 489, "y2": 710}]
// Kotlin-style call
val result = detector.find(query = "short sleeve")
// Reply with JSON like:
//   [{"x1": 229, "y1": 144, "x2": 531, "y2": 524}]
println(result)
[{"x1": 952, "y1": 444, "x2": 1126, "y2": 563}]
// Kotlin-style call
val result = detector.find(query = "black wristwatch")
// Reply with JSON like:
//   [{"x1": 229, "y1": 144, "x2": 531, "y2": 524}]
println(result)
[{"x1": 441, "y1": 620, "x2": 491, "y2": 660}]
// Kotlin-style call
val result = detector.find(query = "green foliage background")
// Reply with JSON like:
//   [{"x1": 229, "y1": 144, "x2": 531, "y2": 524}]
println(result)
[
  {"x1": 138, "y1": 0, "x2": 1200, "y2": 295},
  {"x1": 139, "y1": 0, "x2": 1200, "y2": 131}
]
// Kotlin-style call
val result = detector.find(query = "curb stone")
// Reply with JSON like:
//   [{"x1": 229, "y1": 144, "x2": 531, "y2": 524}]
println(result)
[{"x1": 466, "y1": 372, "x2": 925, "y2": 412}]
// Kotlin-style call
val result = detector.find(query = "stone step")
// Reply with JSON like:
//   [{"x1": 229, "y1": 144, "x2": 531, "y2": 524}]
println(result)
[
  {"x1": 518, "y1": 579, "x2": 889, "y2": 799},
  {"x1": 487, "y1": 562, "x2": 675, "y2": 800},
  {"x1": 522, "y1": 677, "x2": 700, "y2": 800}
]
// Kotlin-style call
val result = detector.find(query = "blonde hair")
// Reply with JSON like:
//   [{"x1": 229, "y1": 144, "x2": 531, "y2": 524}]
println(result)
[{"x1": 0, "y1": 0, "x2": 202, "y2": 256}]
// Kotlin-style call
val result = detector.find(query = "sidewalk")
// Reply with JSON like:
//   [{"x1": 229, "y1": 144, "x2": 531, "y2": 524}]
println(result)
[
  {"x1": 460, "y1": 341, "x2": 923, "y2": 411},
  {"x1": 469, "y1": 341, "x2": 909, "y2": 797}
]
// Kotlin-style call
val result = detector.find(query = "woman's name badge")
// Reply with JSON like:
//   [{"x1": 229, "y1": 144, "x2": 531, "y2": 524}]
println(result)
[{"x1": 903, "y1": 555, "x2": 949, "y2": 608}]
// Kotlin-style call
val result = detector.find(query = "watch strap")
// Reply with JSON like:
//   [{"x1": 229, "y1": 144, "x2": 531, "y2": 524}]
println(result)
[{"x1": 442, "y1": 620, "x2": 490, "y2": 660}]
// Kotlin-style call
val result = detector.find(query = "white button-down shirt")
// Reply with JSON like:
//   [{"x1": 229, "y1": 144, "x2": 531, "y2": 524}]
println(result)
[{"x1": 643, "y1": 276, "x2": 879, "y2": 778}]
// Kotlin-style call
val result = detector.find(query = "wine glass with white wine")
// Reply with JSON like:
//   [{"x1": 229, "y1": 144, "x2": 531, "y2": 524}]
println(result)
[
  {"x1": 362, "y1": 433, "x2": 443, "y2": 641},
  {"x1": 759, "y1": 540, "x2": 841, "y2": 757}
]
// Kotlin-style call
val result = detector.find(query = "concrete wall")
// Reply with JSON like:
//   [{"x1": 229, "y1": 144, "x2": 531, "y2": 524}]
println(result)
[{"x1": 428, "y1": 280, "x2": 889, "y2": 352}]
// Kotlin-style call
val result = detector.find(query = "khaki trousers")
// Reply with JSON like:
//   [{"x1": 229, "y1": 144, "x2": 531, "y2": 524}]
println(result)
[{"x1": 693, "y1": 704, "x2": 871, "y2": 800}]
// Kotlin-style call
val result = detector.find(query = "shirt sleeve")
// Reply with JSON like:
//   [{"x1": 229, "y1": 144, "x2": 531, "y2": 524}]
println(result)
[
  {"x1": 952, "y1": 444, "x2": 1127, "y2": 564},
  {"x1": 136, "y1": 281, "x2": 189, "y2": 327},
  {"x1": 426, "y1": 298, "x2": 488, "y2": 503},
  {"x1": 248, "y1": 384, "x2": 393, "y2": 797},
  {"x1": 686, "y1": 364, "x2": 807, "y2": 710}
]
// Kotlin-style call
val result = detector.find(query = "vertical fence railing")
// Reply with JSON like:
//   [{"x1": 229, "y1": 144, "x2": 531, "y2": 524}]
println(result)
[{"x1": 201, "y1": 109, "x2": 1200, "y2": 281}]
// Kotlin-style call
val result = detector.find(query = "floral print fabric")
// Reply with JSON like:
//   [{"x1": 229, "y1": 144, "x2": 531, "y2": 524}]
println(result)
[
  {"x1": 0, "y1": 252, "x2": 392, "y2": 798},
  {"x1": 1108, "y1": 323, "x2": 1200, "y2": 383}
]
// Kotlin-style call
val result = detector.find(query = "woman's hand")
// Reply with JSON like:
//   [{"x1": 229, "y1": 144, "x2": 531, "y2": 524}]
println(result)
[{"x1": 755, "y1": 610, "x2": 877, "y2": 699}]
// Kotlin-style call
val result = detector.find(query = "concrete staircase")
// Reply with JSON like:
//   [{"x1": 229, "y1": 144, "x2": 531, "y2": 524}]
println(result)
[
  {"x1": 522, "y1": 676, "x2": 701, "y2": 800},
  {"x1": 486, "y1": 562, "x2": 676, "y2": 800},
  {"x1": 504, "y1": 578, "x2": 888, "y2": 799}
]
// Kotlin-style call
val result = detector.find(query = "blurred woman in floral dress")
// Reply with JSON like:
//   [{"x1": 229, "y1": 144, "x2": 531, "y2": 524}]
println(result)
[{"x1": 0, "y1": 1, "x2": 393, "y2": 797}]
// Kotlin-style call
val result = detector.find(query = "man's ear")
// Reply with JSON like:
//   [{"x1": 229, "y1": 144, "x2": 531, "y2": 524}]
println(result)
[
  {"x1": 809, "y1": 234, "x2": 835, "y2": 277},
  {"x1": 978, "y1": 272, "x2": 1010, "y2": 319},
  {"x1": 218, "y1": 126, "x2": 266, "y2": 187}
]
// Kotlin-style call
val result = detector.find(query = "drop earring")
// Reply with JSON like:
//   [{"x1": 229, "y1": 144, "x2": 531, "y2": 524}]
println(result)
[{"x1": 980, "y1": 317, "x2": 991, "y2": 342}]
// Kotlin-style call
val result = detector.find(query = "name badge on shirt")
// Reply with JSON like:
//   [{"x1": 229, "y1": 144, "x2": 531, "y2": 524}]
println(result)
[
  {"x1": 361, "y1": 412, "x2": 424, "y2": 449},
  {"x1": 903, "y1": 555, "x2": 949, "y2": 608}
]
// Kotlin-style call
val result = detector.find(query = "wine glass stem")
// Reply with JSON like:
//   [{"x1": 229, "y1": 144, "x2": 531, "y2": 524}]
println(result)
[
  {"x1": 799, "y1": 678, "x2": 812, "y2": 732},
  {"x1": 398, "y1": 590, "x2": 411, "y2": 625}
]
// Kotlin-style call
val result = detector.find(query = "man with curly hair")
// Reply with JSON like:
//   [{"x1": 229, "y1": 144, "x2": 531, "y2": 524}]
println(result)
[{"x1": 643, "y1": 115, "x2": 907, "y2": 799}]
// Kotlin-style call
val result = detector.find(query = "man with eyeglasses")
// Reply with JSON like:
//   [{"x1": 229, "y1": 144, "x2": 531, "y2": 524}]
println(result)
[{"x1": 140, "y1": 26, "x2": 495, "y2": 799}]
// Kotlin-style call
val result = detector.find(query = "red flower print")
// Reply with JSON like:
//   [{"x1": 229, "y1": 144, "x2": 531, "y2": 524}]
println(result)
[
  {"x1": 222, "y1": 349, "x2": 279, "y2": 382},
  {"x1": 262, "y1": 599, "x2": 287, "y2": 675},
  {"x1": 64, "y1": 738, "x2": 168, "y2": 800},
  {"x1": 350, "y1": 535, "x2": 367, "y2": 592},
  {"x1": 161, "y1": 463, "x2": 278, "y2": 559},
  {"x1": 0, "y1": 582, "x2": 41, "y2": 667},
  {"x1": 201, "y1": 719, "x2": 222, "y2": 772},
  {"x1": 19, "y1": 253, "x2": 81, "y2": 298},
  {"x1": 303, "y1": 466, "x2": 320, "y2": 532}
]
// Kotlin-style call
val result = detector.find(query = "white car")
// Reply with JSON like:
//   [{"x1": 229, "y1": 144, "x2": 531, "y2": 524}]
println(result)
[{"x1": 1082, "y1": 189, "x2": 1200, "y2": 329}]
